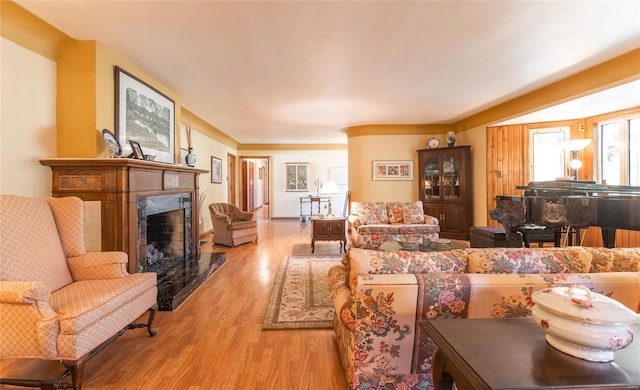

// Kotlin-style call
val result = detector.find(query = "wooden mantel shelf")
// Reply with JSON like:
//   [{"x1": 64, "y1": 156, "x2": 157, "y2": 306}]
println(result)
[
  {"x1": 40, "y1": 157, "x2": 208, "y2": 173},
  {"x1": 40, "y1": 158, "x2": 208, "y2": 273}
]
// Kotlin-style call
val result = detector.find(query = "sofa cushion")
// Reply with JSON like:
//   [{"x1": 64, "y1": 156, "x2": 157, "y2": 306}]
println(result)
[
  {"x1": 356, "y1": 224, "x2": 439, "y2": 235},
  {"x1": 347, "y1": 248, "x2": 468, "y2": 287},
  {"x1": 466, "y1": 247, "x2": 592, "y2": 274},
  {"x1": 50, "y1": 272, "x2": 157, "y2": 335},
  {"x1": 357, "y1": 224, "x2": 403, "y2": 235},
  {"x1": 351, "y1": 201, "x2": 388, "y2": 224},
  {"x1": 0, "y1": 195, "x2": 73, "y2": 292},
  {"x1": 402, "y1": 201, "x2": 425, "y2": 224},
  {"x1": 386, "y1": 202, "x2": 405, "y2": 223},
  {"x1": 583, "y1": 247, "x2": 640, "y2": 272}
]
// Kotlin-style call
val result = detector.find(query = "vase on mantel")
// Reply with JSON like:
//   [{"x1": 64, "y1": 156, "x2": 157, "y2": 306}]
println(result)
[{"x1": 185, "y1": 147, "x2": 196, "y2": 167}]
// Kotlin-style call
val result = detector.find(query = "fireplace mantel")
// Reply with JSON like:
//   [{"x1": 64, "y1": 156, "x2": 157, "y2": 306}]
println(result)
[{"x1": 41, "y1": 158, "x2": 208, "y2": 273}]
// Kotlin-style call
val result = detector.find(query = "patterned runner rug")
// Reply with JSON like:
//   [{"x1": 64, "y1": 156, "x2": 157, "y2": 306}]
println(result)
[{"x1": 262, "y1": 254, "x2": 342, "y2": 330}]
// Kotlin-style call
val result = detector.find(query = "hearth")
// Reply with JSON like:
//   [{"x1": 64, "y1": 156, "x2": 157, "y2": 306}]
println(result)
[{"x1": 155, "y1": 251, "x2": 226, "y2": 311}]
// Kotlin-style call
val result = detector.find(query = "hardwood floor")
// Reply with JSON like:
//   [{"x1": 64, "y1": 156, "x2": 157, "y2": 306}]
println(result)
[{"x1": 0, "y1": 206, "x2": 349, "y2": 390}]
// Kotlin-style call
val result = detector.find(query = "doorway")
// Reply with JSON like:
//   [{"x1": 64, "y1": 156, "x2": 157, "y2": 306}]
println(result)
[{"x1": 240, "y1": 157, "x2": 270, "y2": 217}]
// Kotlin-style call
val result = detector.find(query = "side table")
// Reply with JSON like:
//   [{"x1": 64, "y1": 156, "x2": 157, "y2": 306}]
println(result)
[
  {"x1": 419, "y1": 318, "x2": 640, "y2": 390},
  {"x1": 299, "y1": 196, "x2": 330, "y2": 222},
  {"x1": 311, "y1": 216, "x2": 347, "y2": 253}
]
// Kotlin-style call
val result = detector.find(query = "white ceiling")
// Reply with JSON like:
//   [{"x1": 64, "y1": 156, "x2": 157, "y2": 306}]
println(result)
[{"x1": 15, "y1": 0, "x2": 640, "y2": 144}]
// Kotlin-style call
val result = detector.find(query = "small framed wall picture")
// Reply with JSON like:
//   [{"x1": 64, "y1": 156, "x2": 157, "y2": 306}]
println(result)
[
  {"x1": 285, "y1": 162, "x2": 308, "y2": 191},
  {"x1": 211, "y1": 156, "x2": 222, "y2": 184},
  {"x1": 372, "y1": 160, "x2": 413, "y2": 180},
  {"x1": 129, "y1": 140, "x2": 145, "y2": 159}
]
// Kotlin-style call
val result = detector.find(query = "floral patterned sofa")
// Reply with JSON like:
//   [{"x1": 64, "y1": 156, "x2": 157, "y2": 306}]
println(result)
[
  {"x1": 328, "y1": 246, "x2": 640, "y2": 390},
  {"x1": 348, "y1": 201, "x2": 440, "y2": 249}
]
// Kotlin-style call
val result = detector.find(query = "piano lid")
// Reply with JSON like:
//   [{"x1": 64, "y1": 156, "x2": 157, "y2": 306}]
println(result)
[{"x1": 517, "y1": 181, "x2": 640, "y2": 197}]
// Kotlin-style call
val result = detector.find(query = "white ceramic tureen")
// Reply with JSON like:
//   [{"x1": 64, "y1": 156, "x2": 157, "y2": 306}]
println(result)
[{"x1": 531, "y1": 285, "x2": 638, "y2": 362}]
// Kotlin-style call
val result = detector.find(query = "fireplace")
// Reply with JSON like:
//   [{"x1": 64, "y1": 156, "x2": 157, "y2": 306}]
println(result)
[
  {"x1": 137, "y1": 193, "x2": 192, "y2": 273},
  {"x1": 40, "y1": 158, "x2": 226, "y2": 311}
]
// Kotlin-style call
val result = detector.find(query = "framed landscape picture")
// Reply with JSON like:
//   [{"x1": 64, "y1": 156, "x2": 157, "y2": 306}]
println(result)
[
  {"x1": 115, "y1": 66, "x2": 175, "y2": 164},
  {"x1": 372, "y1": 160, "x2": 413, "y2": 180},
  {"x1": 285, "y1": 163, "x2": 308, "y2": 191}
]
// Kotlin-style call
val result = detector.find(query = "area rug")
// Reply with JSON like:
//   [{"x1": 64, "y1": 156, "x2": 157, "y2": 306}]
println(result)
[{"x1": 263, "y1": 254, "x2": 342, "y2": 330}]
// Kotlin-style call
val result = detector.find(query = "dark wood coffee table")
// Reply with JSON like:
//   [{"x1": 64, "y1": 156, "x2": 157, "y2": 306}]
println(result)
[{"x1": 419, "y1": 318, "x2": 640, "y2": 390}]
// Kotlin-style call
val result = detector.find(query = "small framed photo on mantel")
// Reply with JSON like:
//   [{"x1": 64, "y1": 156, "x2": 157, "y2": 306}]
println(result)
[{"x1": 129, "y1": 140, "x2": 145, "y2": 159}]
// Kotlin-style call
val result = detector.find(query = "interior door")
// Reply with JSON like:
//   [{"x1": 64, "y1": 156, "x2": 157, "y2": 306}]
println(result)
[
  {"x1": 248, "y1": 161, "x2": 255, "y2": 211},
  {"x1": 227, "y1": 153, "x2": 236, "y2": 206}
]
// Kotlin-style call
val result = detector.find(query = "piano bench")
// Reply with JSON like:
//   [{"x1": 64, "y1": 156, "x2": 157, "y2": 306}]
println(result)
[
  {"x1": 470, "y1": 226, "x2": 521, "y2": 248},
  {"x1": 516, "y1": 227, "x2": 559, "y2": 248}
]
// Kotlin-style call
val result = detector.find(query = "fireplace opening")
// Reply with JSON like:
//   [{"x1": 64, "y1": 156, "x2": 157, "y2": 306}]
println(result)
[
  {"x1": 137, "y1": 193, "x2": 192, "y2": 273},
  {"x1": 146, "y1": 208, "x2": 185, "y2": 268}
]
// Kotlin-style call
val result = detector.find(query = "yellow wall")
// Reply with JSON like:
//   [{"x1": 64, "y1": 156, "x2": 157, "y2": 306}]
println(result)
[
  {"x1": 345, "y1": 124, "x2": 450, "y2": 202},
  {"x1": 0, "y1": 37, "x2": 57, "y2": 197},
  {"x1": 456, "y1": 126, "x2": 487, "y2": 224},
  {"x1": 56, "y1": 40, "x2": 182, "y2": 159}
]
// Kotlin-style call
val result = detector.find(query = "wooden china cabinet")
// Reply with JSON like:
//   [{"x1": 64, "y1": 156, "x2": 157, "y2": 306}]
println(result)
[{"x1": 418, "y1": 146, "x2": 472, "y2": 240}]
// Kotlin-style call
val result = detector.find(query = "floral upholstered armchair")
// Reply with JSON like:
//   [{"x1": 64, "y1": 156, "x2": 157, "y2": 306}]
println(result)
[
  {"x1": 209, "y1": 203, "x2": 258, "y2": 247},
  {"x1": 0, "y1": 195, "x2": 158, "y2": 390}
]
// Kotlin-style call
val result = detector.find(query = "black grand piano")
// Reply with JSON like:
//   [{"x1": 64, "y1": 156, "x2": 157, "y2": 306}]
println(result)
[{"x1": 491, "y1": 181, "x2": 640, "y2": 248}]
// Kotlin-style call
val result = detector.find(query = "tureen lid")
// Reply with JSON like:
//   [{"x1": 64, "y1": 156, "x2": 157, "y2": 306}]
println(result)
[{"x1": 531, "y1": 285, "x2": 638, "y2": 324}]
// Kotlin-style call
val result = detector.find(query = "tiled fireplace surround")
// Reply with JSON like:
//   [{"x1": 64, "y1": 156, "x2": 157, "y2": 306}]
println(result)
[{"x1": 40, "y1": 158, "x2": 225, "y2": 310}]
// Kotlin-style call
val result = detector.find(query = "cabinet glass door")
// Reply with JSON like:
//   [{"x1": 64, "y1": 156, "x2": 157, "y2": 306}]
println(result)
[
  {"x1": 442, "y1": 155, "x2": 461, "y2": 200},
  {"x1": 423, "y1": 156, "x2": 441, "y2": 199},
  {"x1": 423, "y1": 153, "x2": 462, "y2": 200}
]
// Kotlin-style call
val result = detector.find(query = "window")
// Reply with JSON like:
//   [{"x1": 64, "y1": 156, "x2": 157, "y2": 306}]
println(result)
[
  {"x1": 529, "y1": 127, "x2": 569, "y2": 181},
  {"x1": 597, "y1": 116, "x2": 640, "y2": 185}
]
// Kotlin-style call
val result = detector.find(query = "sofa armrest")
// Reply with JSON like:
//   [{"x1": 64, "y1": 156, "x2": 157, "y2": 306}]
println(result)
[
  {"x1": 66, "y1": 252, "x2": 130, "y2": 280},
  {"x1": 0, "y1": 281, "x2": 58, "y2": 322},
  {"x1": 347, "y1": 215, "x2": 363, "y2": 228},
  {"x1": 232, "y1": 208, "x2": 254, "y2": 221},
  {"x1": 0, "y1": 280, "x2": 51, "y2": 305},
  {"x1": 424, "y1": 215, "x2": 439, "y2": 225},
  {"x1": 213, "y1": 214, "x2": 232, "y2": 225},
  {"x1": 0, "y1": 281, "x2": 60, "y2": 359}
]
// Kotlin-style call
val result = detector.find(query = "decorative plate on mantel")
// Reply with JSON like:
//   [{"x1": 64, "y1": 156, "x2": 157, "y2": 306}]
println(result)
[{"x1": 102, "y1": 128, "x2": 122, "y2": 157}]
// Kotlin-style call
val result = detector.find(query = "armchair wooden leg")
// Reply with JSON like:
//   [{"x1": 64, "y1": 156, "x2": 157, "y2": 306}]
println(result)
[
  {"x1": 146, "y1": 305, "x2": 158, "y2": 337},
  {"x1": 62, "y1": 359, "x2": 86, "y2": 390}
]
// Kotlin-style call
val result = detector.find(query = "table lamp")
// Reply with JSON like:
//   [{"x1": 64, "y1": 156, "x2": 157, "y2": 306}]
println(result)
[{"x1": 319, "y1": 180, "x2": 341, "y2": 216}]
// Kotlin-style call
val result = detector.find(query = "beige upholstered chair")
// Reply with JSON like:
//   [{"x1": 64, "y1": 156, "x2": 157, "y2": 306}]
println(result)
[
  {"x1": 0, "y1": 195, "x2": 158, "y2": 390},
  {"x1": 209, "y1": 203, "x2": 258, "y2": 247}
]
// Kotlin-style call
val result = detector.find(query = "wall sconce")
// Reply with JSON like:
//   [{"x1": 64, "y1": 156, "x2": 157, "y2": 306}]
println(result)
[{"x1": 561, "y1": 138, "x2": 591, "y2": 179}]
